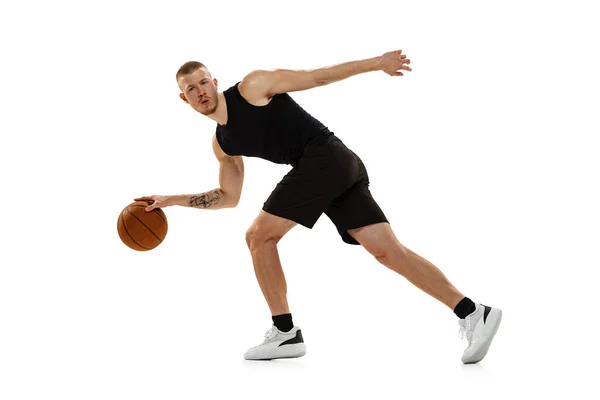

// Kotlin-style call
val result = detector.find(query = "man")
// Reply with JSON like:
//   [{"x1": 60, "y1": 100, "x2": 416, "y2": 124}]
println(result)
[{"x1": 135, "y1": 49, "x2": 502, "y2": 364}]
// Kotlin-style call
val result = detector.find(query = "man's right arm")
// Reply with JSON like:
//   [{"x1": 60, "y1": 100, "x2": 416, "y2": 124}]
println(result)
[{"x1": 169, "y1": 135, "x2": 244, "y2": 210}]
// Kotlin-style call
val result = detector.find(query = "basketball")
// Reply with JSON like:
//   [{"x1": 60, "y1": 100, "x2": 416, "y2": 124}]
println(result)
[{"x1": 117, "y1": 201, "x2": 168, "y2": 251}]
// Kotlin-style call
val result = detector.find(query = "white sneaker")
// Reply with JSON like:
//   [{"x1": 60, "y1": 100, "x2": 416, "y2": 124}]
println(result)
[
  {"x1": 458, "y1": 303, "x2": 502, "y2": 364},
  {"x1": 244, "y1": 325, "x2": 306, "y2": 360}
]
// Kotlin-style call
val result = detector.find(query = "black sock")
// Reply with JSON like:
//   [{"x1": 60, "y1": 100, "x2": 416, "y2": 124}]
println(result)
[
  {"x1": 272, "y1": 313, "x2": 294, "y2": 332},
  {"x1": 453, "y1": 297, "x2": 477, "y2": 319}
]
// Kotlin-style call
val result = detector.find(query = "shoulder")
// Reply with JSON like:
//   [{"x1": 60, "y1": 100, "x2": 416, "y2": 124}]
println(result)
[{"x1": 238, "y1": 70, "x2": 277, "y2": 106}]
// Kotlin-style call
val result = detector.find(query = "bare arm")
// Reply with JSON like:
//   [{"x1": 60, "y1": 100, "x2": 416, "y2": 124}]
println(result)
[
  {"x1": 210, "y1": 134, "x2": 244, "y2": 207},
  {"x1": 175, "y1": 135, "x2": 244, "y2": 209},
  {"x1": 137, "y1": 135, "x2": 244, "y2": 211},
  {"x1": 238, "y1": 49, "x2": 412, "y2": 100}
]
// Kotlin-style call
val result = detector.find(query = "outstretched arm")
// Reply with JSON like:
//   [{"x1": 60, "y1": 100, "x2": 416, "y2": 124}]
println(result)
[{"x1": 239, "y1": 50, "x2": 412, "y2": 99}]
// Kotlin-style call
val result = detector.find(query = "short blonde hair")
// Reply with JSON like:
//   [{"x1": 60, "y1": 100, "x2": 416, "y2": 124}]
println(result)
[{"x1": 176, "y1": 61, "x2": 208, "y2": 82}]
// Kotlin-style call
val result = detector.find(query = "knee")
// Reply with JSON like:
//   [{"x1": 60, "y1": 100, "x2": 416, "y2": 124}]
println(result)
[
  {"x1": 245, "y1": 225, "x2": 281, "y2": 252},
  {"x1": 373, "y1": 243, "x2": 409, "y2": 266},
  {"x1": 374, "y1": 251, "x2": 390, "y2": 266}
]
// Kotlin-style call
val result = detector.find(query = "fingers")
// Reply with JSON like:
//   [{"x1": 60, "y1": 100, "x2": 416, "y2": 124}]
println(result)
[
  {"x1": 400, "y1": 58, "x2": 411, "y2": 71},
  {"x1": 134, "y1": 196, "x2": 157, "y2": 212},
  {"x1": 144, "y1": 200, "x2": 160, "y2": 212},
  {"x1": 383, "y1": 50, "x2": 412, "y2": 76},
  {"x1": 387, "y1": 65, "x2": 411, "y2": 75},
  {"x1": 393, "y1": 50, "x2": 411, "y2": 69},
  {"x1": 386, "y1": 70, "x2": 404, "y2": 77},
  {"x1": 134, "y1": 197, "x2": 156, "y2": 204}
]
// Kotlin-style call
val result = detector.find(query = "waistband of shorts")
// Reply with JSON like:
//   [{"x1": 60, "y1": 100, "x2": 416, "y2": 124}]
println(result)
[{"x1": 304, "y1": 131, "x2": 338, "y2": 148}]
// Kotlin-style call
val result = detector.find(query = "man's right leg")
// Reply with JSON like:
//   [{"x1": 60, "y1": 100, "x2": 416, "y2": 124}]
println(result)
[
  {"x1": 244, "y1": 139, "x2": 356, "y2": 360},
  {"x1": 245, "y1": 210, "x2": 297, "y2": 317},
  {"x1": 243, "y1": 210, "x2": 306, "y2": 360}
]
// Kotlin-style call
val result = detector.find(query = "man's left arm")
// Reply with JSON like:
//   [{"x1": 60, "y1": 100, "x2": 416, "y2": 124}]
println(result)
[{"x1": 240, "y1": 50, "x2": 412, "y2": 99}]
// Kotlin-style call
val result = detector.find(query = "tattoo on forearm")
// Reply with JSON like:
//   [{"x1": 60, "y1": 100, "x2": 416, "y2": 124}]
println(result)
[{"x1": 189, "y1": 190, "x2": 221, "y2": 208}]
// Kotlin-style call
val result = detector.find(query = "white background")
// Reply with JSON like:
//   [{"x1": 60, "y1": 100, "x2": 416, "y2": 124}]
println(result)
[{"x1": 1, "y1": 0, "x2": 599, "y2": 398}]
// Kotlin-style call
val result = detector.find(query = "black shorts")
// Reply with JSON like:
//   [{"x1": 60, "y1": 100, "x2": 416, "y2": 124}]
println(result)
[{"x1": 262, "y1": 137, "x2": 389, "y2": 245}]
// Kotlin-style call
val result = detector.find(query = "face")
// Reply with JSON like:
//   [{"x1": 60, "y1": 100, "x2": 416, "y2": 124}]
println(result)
[{"x1": 178, "y1": 68, "x2": 219, "y2": 115}]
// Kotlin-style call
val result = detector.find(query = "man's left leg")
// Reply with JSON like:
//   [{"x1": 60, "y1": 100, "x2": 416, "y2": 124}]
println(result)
[
  {"x1": 347, "y1": 222, "x2": 502, "y2": 364},
  {"x1": 347, "y1": 222, "x2": 464, "y2": 310}
]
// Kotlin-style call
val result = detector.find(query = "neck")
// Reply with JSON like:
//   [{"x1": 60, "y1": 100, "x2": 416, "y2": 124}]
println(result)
[{"x1": 205, "y1": 92, "x2": 227, "y2": 125}]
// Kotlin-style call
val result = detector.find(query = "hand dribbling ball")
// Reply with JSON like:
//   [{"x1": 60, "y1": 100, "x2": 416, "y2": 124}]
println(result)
[{"x1": 117, "y1": 201, "x2": 168, "y2": 251}]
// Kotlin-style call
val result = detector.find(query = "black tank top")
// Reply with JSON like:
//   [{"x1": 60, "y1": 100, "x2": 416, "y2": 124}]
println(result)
[{"x1": 215, "y1": 82, "x2": 335, "y2": 165}]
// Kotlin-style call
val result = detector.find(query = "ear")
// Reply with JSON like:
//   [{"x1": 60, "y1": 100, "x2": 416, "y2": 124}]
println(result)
[
  {"x1": 213, "y1": 78, "x2": 218, "y2": 89},
  {"x1": 179, "y1": 93, "x2": 189, "y2": 103}
]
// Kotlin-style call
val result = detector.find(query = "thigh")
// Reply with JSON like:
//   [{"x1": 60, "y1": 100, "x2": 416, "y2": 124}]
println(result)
[
  {"x1": 248, "y1": 210, "x2": 298, "y2": 240},
  {"x1": 263, "y1": 140, "x2": 360, "y2": 229},
  {"x1": 324, "y1": 157, "x2": 389, "y2": 245},
  {"x1": 346, "y1": 222, "x2": 404, "y2": 257}
]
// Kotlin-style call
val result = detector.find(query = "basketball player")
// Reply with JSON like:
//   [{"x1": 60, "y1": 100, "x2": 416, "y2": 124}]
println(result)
[{"x1": 135, "y1": 49, "x2": 502, "y2": 364}]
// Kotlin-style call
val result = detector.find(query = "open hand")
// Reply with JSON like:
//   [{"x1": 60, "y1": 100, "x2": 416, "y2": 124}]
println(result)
[
  {"x1": 134, "y1": 195, "x2": 174, "y2": 212},
  {"x1": 380, "y1": 50, "x2": 412, "y2": 76}
]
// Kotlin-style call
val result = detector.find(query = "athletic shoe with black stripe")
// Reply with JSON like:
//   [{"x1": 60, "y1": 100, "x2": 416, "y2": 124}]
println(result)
[
  {"x1": 458, "y1": 303, "x2": 502, "y2": 364},
  {"x1": 244, "y1": 325, "x2": 306, "y2": 360}
]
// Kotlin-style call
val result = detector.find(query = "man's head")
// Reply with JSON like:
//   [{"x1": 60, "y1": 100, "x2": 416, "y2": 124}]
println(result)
[{"x1": 176, "y1": 61, "x2": 219, "y2": 115}]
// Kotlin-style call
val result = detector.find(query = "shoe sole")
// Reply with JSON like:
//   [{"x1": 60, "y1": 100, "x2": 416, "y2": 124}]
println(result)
[
  {"x1": 462, "y1": 309, "x2": 502, "y2": 364},
  {"x1": 244, "y1": 343, "x2": 306, "y2": 361}
]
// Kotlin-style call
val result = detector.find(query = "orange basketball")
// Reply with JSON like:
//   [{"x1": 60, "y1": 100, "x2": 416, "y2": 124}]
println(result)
[{"x1": 117, "y1": 201, "x2": 168, "y2": 251}]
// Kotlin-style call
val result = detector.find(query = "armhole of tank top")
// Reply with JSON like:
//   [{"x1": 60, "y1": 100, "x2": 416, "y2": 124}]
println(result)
[
  {"x1": 232, "y1": 82, "x2": 247, "y2": 104},
  {"x1": 215, "y1": 129, "x2": 232, "y2": 156},
  {"x1": 233, "y1": 81, "x2": 272, "y2": 109}
]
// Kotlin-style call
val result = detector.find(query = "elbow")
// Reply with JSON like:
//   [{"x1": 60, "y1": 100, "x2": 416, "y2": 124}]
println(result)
[
  {"x1": 223, "y1": 197, "x2": 239, "y2": 208},
  {"x1": 312, "y1": 73, "x2": 329, "y2": 87},
  {"x1": 305, "y1": 69, "x2": 328, "y2": 88},
  {"x1": 310, "y1": 69, "x2": 333, "y2": 87},
  {"x1": 221, "y1": 190, "x2": 241, "y2": 208},
  {"x1": 229, "y1": 191, "x2": 241, "y2": 207}
]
